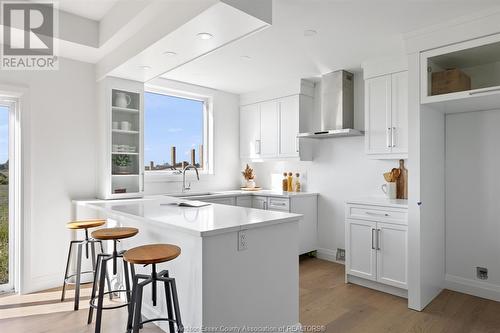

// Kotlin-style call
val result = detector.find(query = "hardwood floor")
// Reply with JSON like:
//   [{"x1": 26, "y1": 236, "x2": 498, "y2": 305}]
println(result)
[
  {"x1": 1, "y1": 258, "x2": 500, "y2": 332},
  {"x1": 299, "y1": 257, "x2": 500, "y2": 333}
]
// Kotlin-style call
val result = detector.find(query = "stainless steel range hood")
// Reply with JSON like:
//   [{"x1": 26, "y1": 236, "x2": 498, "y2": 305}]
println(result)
[{"x1": 298, "y1": 70, "x2": 363, "y2": 139}]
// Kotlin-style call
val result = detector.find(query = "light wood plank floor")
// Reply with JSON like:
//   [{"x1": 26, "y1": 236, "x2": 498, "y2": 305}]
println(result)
[{"x1": 1, "y1": 258, "x2": 500, "y2": 332}]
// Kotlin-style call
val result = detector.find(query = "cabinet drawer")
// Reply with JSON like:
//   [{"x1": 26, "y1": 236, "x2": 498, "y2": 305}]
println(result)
[
  {"x1": 267, "y1": 197, "x2": 290, "y2": 211},
  {"x1": 347, "y1": 204, "x2": 407, "y2": 225}
]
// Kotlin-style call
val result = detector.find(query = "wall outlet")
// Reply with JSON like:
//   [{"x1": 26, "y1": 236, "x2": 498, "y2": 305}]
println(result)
[
  {"x1": 336, "y1": 248, "x2": 346, "y2": 261},
  {"x1": 238, "y1": 230, "x2": 248, "y2": 251},
  {"x1": 476, "y1": 267, "x2": 488, "y2": 280}
]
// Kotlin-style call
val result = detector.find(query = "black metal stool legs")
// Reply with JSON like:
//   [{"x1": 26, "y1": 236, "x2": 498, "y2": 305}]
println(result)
[
  {"x1": 61, "y1": 239, "x2": 109, "y2": 311},
  {"x1": 127, "y1": 265, "x2": 183, "y2": 333},
  {"x1": 88, "y1": 249, "x2": 133, "y2": 333}
]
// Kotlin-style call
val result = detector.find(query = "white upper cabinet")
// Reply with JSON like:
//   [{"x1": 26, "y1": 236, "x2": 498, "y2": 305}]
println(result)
[
  {"x1": 421, "y1": 33, "x2": 500, "y2": 113},
  {"x1": 364, "y1": 57, "x2": 408, "y2": 159},
  {"x1": 240, "y1": 104, "x2": 261, "y2": 159},
  {"x1": 239, "y1": 81, "x2": 313, "y2": 161},
  {"x1": 259, "y1": 101, "x2": 279, "y2": 157},
  {"x1": 279, "y1": 95, "x2": 300, "y2": 157},
  {"x1": 365, "y1": 75, "x2": 392, "y2": 155},
  {"x1": 391, "y1": 71, "x2": 409, "y2": 154}
]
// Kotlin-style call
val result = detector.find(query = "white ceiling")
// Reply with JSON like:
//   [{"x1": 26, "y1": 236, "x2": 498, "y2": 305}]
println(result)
[
  {"x1": 160, "y1": 0, "x2": 500, "y2": 94},
  {"x1": 57, "y1": 0, "x2": 119, "y2": 21}
]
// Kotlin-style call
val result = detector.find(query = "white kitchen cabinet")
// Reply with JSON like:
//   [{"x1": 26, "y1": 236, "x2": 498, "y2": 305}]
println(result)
[
  {"x1": 345, "y1": 201, "x2": 408, "y2": 293},
  {"x1": 259, "y1": 101, "x2": 279, "y2": 157},
  {"x1": 240, "y1": 104, "x2": 261, "y2": 159},
  {"x1": 202, "y1": 197, "x2": 236, "y2": 206},
  {"x1": 365, "y1": 75, "x2": 391, "y2": 155},
  {"x1": 97, "y1": 77, "x2": 144, "y2": 199},
  {"x1": 240, "y1": 92, "x2": 313, "y2": 161},
  {"x1": 279, "y1": 95, "x2": 300, "y2": 157},
  {"x1": 376, "y1": 222, "x2": 408, "y2": 289},
  {"x1": 252, "y1": 196, "x2": 268, "y2": 210},
  {"x1": 346, "y1": 219, "x2": 377, "y2": 281},
  {"x1": 236, "y1": 196, "x2": 252, "y2": 208},
  {"x1": 364, "y1": 69, "x2": 408, "y2": 159}
]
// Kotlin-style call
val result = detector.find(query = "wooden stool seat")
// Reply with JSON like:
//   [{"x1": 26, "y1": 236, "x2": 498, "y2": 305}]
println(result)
[
  {"x1": 91, "y1": 227, "x2": 139, "y2": 240},
  {"x1": 124, "y1": 244, "x2": 181, "y2": 265},
  {"x1": 66, "y1": 219, "x2": 106, "y2": 230}
]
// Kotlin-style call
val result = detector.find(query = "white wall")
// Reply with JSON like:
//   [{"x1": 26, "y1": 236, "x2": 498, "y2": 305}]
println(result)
[
  {"x1": 242, "y1": 72, "x2": 399, "y2": 259},
  {"x1": 445, "y1": 109, "x2": 500, "y2": 301},
  {"x1": 0, "y1": 58, "x2": 98, "y2": 292},
  {"x1": 144, "y1": 78, "x2": 241, "y2": 195}
]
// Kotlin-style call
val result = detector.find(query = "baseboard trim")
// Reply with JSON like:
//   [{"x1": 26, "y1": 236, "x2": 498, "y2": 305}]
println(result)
[
  {"x1": 316, "y1": 248, "x2": 345, "y2": 265},
  {"x1": 445, "y1": 273, "x2": 500, "y2": 302},
  {"x1": 346, "y1": 274, "x2": 408, "y2": 299}
]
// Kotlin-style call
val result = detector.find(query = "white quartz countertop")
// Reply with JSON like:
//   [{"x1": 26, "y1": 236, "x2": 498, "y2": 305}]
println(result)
[
  {"x1": 77, "y1": 196, "x2": 303, "y2": 237},
  {"x1": 346, "y1": 197, "x2": 409, "y2": 209}
]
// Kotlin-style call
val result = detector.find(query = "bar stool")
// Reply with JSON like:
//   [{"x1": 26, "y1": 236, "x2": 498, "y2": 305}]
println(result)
[
  {"x1": 61, "y1": 219, "x2": 110, "y2": 311},
  {"x1": 88, "y1": 227, "x2": 139, "y2": 333},
  {"x1": 124, "y1": 244, "x2": 183, "y2": 333}
]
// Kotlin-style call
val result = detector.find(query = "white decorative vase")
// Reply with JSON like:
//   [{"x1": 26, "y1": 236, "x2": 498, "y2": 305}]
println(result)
[{"x1": 246, "y1": 179, "x2": 256, "y2": 188}]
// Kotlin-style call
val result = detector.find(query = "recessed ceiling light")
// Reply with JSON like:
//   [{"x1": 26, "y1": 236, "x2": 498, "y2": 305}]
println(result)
[
  {"x1": 139, "y1": 65, "x2": 151, "y2": 70},
  {"x1": 241, "y1": 55, "x2": 252, "y2": 60},
  {"x1": 163, "y1": 51, "x2": 177, "y2": 56},
  {"x1": 197, "y1": 32, "x2": 213, "y2": 40},
  {"x1": 304, "y1": 29, "x2": 317, "y2": 37}
]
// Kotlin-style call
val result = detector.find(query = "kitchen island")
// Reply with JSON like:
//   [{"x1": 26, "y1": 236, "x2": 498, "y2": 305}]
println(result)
[{"x1": 74, "y1": 196, "x2": 302, "y2": 333}]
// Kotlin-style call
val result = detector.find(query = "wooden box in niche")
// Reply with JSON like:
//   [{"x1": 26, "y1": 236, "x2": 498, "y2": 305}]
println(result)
[{"x1": 431, "y1": 68, "x2": 471, "y2": 95}]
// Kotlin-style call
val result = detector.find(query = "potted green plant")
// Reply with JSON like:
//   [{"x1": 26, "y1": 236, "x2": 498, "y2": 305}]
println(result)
[{"x1": 113, "y1": 154, "x2": 132, "y2": 174}]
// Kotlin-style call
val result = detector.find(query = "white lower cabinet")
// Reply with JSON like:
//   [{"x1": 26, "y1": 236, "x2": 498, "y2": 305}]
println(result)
[
  {"x1": 201, "y1": 197, "x2": 236, "y2": 206},
  {"x1": 346, "y1": 219, "x2": 377, "y2": 281},
  {"x1": 236, "y1": 196, "x2": 252, "y2": 208},
  {"x1": 376, "y1": 222, "x2": 408, "y2": 289},
  {"x1": 345, "y1": 202, "x2": 408, "y2": 292}
]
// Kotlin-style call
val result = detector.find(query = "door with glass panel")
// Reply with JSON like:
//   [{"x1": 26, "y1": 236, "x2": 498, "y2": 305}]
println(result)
[{"x1": 0, "y1": 101, "x2": 14, "y2": 293}]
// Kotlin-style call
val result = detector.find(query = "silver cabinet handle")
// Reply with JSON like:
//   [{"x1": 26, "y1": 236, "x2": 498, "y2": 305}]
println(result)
[
  {"x1": 469, "y1": 87, "x2": 500, "y2": 95},
  {"x1": 141, "y1": 172, "x2": 145, "y2": 192},
  {"x1": 386, "y1": 128, "x2": 391, "y2": 148},
  {"x1": 371, "y1": 228, "x2": 376, "y2": 250},
  {"x1": 263, "y1": 201, "x2": 267, "y2": 210},
  {"x1": 377, "y1": 229, "x2": 381, "y2": 250},
  {"x1": 365, "y1": 211, "x2": 389, "y2": 217},
  {"x1": 255, "y1": 140, "x2": 261, "y2": 154},
  {"x1": 270, "y1": 202, "x2": 287, "y2": 206},
  {"x1": 392, "y1": 127, "x2": 396, "y2": 147},
  {"x1": 296, "y1": 137, "x2": 299, "y2": 153}
]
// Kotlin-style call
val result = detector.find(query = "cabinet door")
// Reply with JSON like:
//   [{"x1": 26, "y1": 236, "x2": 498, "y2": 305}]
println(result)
[
  {"x1": 279, "y1": 96, "x2": 300, "y2": 157},
  {"x1": 252, "y1": 196, "x2": 268, "y2": 210},
  {"x1": 240, "y1": 104, "x2": 260, "y2": 159},
  {"x1": 259, "y1": 101, "x2": 279, "y2": 157},
  {"x1": 376, "y1": 222, "x2": 408, "y2": 289},
  {"x1": 346, "y1": 219, "x2": 377, "y2": 281},
  {"x1": 391, "y1": 71, "x2": 408, "y2": 154},
  {"x1": 236, "y1": 196, "x2": 252, "y2": 208},
  {"x1": 202, "y1": 197, "x2": 235, "y2": 206},
  {"x1": 365, "y1": 75, "x2": 392, "y2": 154}
]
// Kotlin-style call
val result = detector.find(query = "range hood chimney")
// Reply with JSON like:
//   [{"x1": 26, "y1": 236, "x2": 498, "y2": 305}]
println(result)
[{"x1": 298, "y1": 70, "x2": 363, "y2": 138}]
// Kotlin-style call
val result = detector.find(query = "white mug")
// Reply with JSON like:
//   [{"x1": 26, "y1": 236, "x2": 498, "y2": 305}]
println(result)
[
  {"x1": 121, "y1": 121, "x2": 131, "y2": 131},
  {"x1": 381, "y1": 182, "x2": 397, "y2": 199}
]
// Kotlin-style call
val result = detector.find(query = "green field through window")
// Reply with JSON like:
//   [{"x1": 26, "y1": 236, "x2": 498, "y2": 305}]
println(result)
[{"x1": 0, "y1": 105, "x2": 8, "y2": 285}]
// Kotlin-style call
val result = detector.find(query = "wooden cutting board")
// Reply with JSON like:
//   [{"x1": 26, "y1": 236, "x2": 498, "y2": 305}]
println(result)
[{"x1": 396, "y1": 159, "x2": 408, "y2": 199}]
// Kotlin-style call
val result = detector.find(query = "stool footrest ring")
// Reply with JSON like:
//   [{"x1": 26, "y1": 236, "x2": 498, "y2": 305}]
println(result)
[{"x1": 89, "y1": 289, "x2": 131, "y2": 310}]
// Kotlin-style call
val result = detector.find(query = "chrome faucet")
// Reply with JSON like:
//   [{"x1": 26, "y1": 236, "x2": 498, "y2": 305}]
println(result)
[{"x1": 182, "y1": 164, "x2": 200, "y2": 192}]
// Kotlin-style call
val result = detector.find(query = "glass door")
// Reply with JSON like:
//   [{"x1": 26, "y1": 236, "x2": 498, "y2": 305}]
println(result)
[{"x1": 0, "y1": 102, "x2": 12, "y2": 293}]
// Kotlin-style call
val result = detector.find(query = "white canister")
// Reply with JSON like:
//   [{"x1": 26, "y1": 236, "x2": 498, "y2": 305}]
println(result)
[
  {"x1": 112, "y1": 121, "x2": 119, "y2": 129},
  {"x1": 121, "y1": 121, "x2": 131, "y2": 131},
  {"x1": 381, "y1": 182, "x2": 397, "y2": 199}
]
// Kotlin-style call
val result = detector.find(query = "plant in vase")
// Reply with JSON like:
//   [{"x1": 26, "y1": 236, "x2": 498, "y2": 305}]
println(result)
[
  {"x1": 113, "y1": 154, "x2": 132, "y2": 174},
  {"x1": 241, "y1": 164, "x2": 256, "y2": 188}
]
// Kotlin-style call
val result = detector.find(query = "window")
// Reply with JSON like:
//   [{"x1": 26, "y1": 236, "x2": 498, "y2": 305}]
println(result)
[{"x1": 144, "y1": 90, "x2": 210, "y2": 175}]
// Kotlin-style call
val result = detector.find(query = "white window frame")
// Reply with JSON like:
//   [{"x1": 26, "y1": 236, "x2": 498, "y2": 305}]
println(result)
[
  {"x1": 143, "y1": 84, "x2": 214, "y2": 183},
  {"x1": 0, "y1": 97, "x2": 20, "y2": 294}
]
